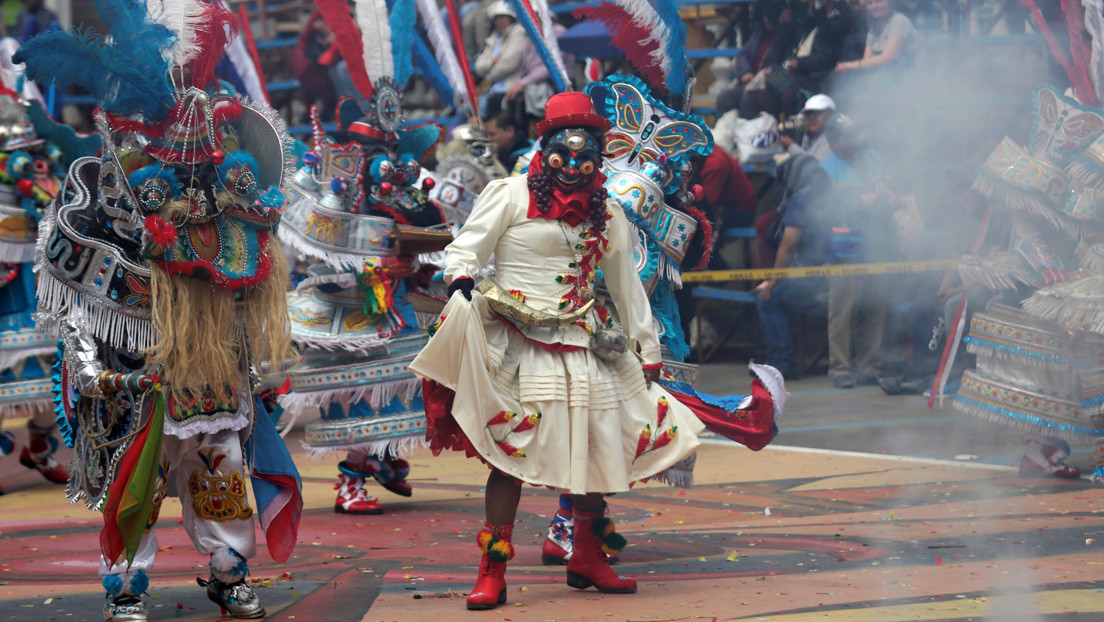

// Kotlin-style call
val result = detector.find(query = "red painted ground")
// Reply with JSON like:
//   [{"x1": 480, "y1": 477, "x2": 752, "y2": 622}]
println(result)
[{"x1": 1, "y1": 425, "x2": 1103, "y2": 621}]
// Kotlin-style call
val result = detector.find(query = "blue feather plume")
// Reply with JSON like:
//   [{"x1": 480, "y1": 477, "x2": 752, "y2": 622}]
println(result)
[
  {"x1": 506, "y1": 0, "x2": 567, "y2": 92},
  {"x1": 411, "y1": 31, "x2": 455, "y2": 107},
  {"x1": 14, "y1": 0, "x2": 175, "y2": 120},
  {"x1": 652, "y1": 0, "x2": 688, "y2": 100},
  {"x1": 15, "y1": 29, "x2": 175, "y2": 120},
  {"x1": 389, "y1": 0, "x2": 417, "y2": 85}
]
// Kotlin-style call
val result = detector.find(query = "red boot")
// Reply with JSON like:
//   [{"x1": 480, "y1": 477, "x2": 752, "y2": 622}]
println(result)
[
  {"x1": 19, "y1": 435, "x2": 67, "y2": 484},
  {"x1": 1019, "y1": 438, "x2": 1080, "y2": 479},
  {"x1": 566, "y1": 509, "x2": 636, "y2": 594},
  {"x1": 333, "y1": 472, "x2": 384, "y2": 515},
  {"x1": 466, "y1": 523, "x2": 513, "y2": 610}
]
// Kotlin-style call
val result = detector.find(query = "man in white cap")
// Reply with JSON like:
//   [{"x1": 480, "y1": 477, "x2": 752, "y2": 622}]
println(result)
[
  {"x1": 475, "y1": 0, "x2": 528, "y2": 117},
  {"x1": 779, "y1": 93, "x2": 835, "y2": 162}
]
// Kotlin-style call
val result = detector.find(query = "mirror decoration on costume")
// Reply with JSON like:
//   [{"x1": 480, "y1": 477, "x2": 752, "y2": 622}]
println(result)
[{"x1": 13, "y1": 1, "x2": 304, "y2": 619}]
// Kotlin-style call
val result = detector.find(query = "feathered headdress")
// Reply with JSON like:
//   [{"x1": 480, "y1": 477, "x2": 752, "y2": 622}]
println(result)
[
  {"x1": 415, "y1": 0, "x2": 473, "y2": 115},
  {"x1": 316, "y1": 0, "x2": 413, "y2": 133},
  {"x1": 575, "y1": 0, "x2": 691, "y2": 103},
  {"x1": 507, "y1": 0, "x2": 571, "y2": 92},
  {"x1": 14, "y1": 0, "x2": 177, "y2": 120},
  {"x1": 14, "y1": 0, "x2": 242, "y2": 123}
]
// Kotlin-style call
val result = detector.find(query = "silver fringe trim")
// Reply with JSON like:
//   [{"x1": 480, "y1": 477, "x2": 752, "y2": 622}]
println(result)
[
  {"x1": 289, "y1": 332, "x2": 392, "y2": 353},
  {"x1": 0, "y1": 343, "x2": 54, "y2": 372},
  {"x1": 278, "y1": 226, "x2": 374, "y2": 273},
  {"x1": 300, "y1": 434, "x2": 426, "y2": 460},
  {"x1": 280, "y1": 376, "x2": 420, "y2": 413},
  {"x1": 34, "y1": 269, "x2": 155, "y2": 351},
  {"x1": 294, "y1": 272, "x2": 359, "y2": 291},
  {"x1": 0, "y1": 395, "x2": 52, "y2": 421},
  {"x1": 1022, "y1": 277, "x2": 1104, "y2": 335},
  {"x1": 972, "y1": 175, "x2": 1080, "y2": 235},
  {"x1": 952, "y1": 398, "x2": 1091, "y2": 444},
  {"x1": 0, "y1": 241, "x2": 36, "y2": 263},
  {"x1": 1066, "y1": 160, "x2": 1104, "y2": 191}
]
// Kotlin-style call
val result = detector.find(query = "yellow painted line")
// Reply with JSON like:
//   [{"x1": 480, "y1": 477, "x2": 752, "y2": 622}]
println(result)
[
  {"x1": 682, "y1": 259, "x2": 959, "y2": 283},
  {"x1": 746, "y1": 588, "x2": 1104, "y2": 621}
]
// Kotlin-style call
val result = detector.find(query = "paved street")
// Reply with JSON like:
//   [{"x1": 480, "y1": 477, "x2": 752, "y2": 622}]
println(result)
[{"x1": 0, "y1": 368, "x2": 1101, "y2": 621}]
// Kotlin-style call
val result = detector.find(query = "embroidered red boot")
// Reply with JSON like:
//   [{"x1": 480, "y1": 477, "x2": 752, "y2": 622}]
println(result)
[
  {"x1": 566, "y1": 509, "x2": 636, "y2": 594},
  {"x1": 333, "y1": 471, "x2": 384, "y2": 515},
  {"x1": 466, "y1": 523, "x2": 513, "y2": 610}
]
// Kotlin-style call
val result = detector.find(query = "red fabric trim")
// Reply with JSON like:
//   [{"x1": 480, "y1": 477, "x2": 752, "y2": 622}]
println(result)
[
  {"x1": 667, "y1": 379, "x2": 777, "y2": 451},
  {"x1": 156, "y1": 232, "x2": 275, "y2": 290},
  {"x1": 369, "y1": 202, "x2": 410, "y2": 225},
  {"x1": 526, "y1": 154, "x2": 607, "y2": 227},
  {"x1": 641, "y1": 363, "x2": 662, "y2": 370},
  {"x1": 496, "y1": 315, "x2": 585, "y2": 352}
]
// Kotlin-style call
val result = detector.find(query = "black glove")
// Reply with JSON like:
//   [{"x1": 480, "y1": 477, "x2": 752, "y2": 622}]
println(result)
[{"x1": 447, "y1": 277, "x2": 474, "y2": 301}]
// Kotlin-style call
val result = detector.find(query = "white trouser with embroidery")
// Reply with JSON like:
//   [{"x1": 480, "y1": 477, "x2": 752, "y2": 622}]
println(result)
[{"x1": 99, "y1": 428, "x2": 257, "y2": 575}]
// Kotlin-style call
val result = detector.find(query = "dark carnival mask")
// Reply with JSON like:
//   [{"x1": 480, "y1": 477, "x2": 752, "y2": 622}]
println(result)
[{"x1": 543, "y1": 128, "x2": 602, "y2": 190}]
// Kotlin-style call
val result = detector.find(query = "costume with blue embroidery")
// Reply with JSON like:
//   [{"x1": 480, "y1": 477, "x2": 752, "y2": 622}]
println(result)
[
  {"x1": 15, "y1": 1, "x2": 302, "y2": 620},
  {"x1": 954, "y1": 85, "x2": 1104, "y2": 482},
  {"x1": 0, "y1": 87, "x2": 99, "y2": 492},
  {"x1": 277, "y1": 0, "x2": 452, "y2": 516}
]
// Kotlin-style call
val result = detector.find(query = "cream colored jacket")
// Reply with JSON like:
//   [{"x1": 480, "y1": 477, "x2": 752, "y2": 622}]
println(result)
[{"x1": 443, "y1": 175, "x2": 662, "y2": 366}]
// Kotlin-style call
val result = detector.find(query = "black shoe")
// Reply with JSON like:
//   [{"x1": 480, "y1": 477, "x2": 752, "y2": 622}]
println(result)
[
  {"x1": 878, "y1": 376, "x2": 902, "y2": 395},
  {"x1": 832, "y1": 374, "x2": 855, "y2": 389}
]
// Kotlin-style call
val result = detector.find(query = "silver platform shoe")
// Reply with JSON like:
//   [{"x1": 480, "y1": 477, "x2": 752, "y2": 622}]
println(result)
[
  {"x1": 198, "y1": 576, "x2": 266, "y2": 619},
  {"x1": 103, "y1": 594, "x2": 149, "y2": 622}
]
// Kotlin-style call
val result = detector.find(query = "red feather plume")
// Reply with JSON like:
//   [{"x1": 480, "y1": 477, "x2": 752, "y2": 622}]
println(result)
[
  {"x1": 315, "y1": 0, "x2": 375, "y2": 102},
  {"x1": 574, "y1": 4, "x2": 666, "y2": 91},
  {"x1": 187, "y1": 3, "x2": 239, "y2": 90}
]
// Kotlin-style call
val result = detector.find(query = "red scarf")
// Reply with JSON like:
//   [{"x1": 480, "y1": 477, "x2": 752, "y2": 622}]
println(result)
[{"x1": 526, "y1": 154, "x2": 607, "y2": 228}]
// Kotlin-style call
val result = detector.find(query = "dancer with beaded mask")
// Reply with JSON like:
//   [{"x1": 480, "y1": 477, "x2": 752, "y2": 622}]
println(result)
[{"x1": 16, "y1": 2, "x2": 302, "y2": 619}]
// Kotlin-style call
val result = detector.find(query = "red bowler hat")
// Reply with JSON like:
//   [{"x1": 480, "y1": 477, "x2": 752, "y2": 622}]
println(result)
[{"x1": 533, "y1": 91, "x2": 613, "y2": 138}]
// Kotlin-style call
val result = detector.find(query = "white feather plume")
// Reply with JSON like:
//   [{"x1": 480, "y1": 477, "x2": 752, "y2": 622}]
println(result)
[
  {"x1": 146, "y1": 0, "x2": 209, "y2": 69},
  {"x1": 532, "y1": 0, "x2": 571, "y2": 90},
  {"x1": 614, "y1": 0, "x2": 671, "y2": 80},
  {"x1": 355, "y1": 0, "x2": 394, "y2": 81},
  {"x1": 415, "y1": 0, "x2": 468, "y2": 108}
]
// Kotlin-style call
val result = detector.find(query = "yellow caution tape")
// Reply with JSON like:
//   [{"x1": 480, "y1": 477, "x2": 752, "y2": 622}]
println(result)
[{"x1": 681, "y1": 259, "x2": 959, "y2": 283}]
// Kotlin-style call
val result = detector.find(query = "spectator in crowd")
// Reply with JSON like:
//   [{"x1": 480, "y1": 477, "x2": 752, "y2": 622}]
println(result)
[
  {"x1": 504, "y1": 22, "x2": 571, "y2": 127},
  {"x1": 835, "y1": 0, "x2": 919, "y2": 74},
  {"x1": 715, "y1": 0, "x2": 795, "y2": 117},
  {"x1": 461, "y1": 0, "x2": 496, "y2": 61},
  {"x1": 475, "y1": 1, "x2": 528, "y2": 118},
  {"x1": 780, "y1": 93, "x2": 835, "y2": 161},
  {"x1": 741, "y1": 0, "x2": 855, "y2": 119},
  {"x1": 818, "y1": 116, "x2": 895, "y2": 388},
  {"x1": 897, "y1": 0, "x2": 947, "y2": 36},
  {"x1": 695, "y1": 146, "x2": 759, "y2": 231},
  {"x1": 290, "y1": 10, "x2": 339, "y2": 122},
  {"x1": 13, "y1": 0, "x2": 56, "y2": 43},
  {"x1": 753, "y1": 154, "x2": 834, "y2": 379},
  {"x1": 484, "y1": 110, "x2": 533, "y2": 172}
]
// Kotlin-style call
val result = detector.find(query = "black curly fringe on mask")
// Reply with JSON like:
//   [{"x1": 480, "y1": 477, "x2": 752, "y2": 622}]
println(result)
[
  {"x1": 588, "y1": 184, "x2": 608, "y2": 234},
  {"x1": 528, "y1": 169, "x2": 609, "y2": 234},
  {"x1": 528, "y1": 170, "x2": 555, "y2": 216}
]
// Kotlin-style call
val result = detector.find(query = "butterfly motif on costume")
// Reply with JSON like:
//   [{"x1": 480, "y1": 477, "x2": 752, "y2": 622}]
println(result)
[
  {"x1": 588, "y1": 76, "x2": 713, "y2": 192},
  {"x1": 1030, "y1": 85, "x2": 1104, "y2": 162}
]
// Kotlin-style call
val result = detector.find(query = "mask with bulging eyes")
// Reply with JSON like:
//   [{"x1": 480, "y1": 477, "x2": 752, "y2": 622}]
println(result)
[{"x1": 543, "y1": 128, "x2": 602, "y2": 190}]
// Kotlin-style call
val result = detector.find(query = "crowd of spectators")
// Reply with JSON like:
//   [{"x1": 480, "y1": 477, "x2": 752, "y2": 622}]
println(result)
[
  {"x1": 706, "y1": 0, "x2": 982, "y2": 395},
  {"x1": 241, "y1": 0, "x2": 1012, "y2": 396}
]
